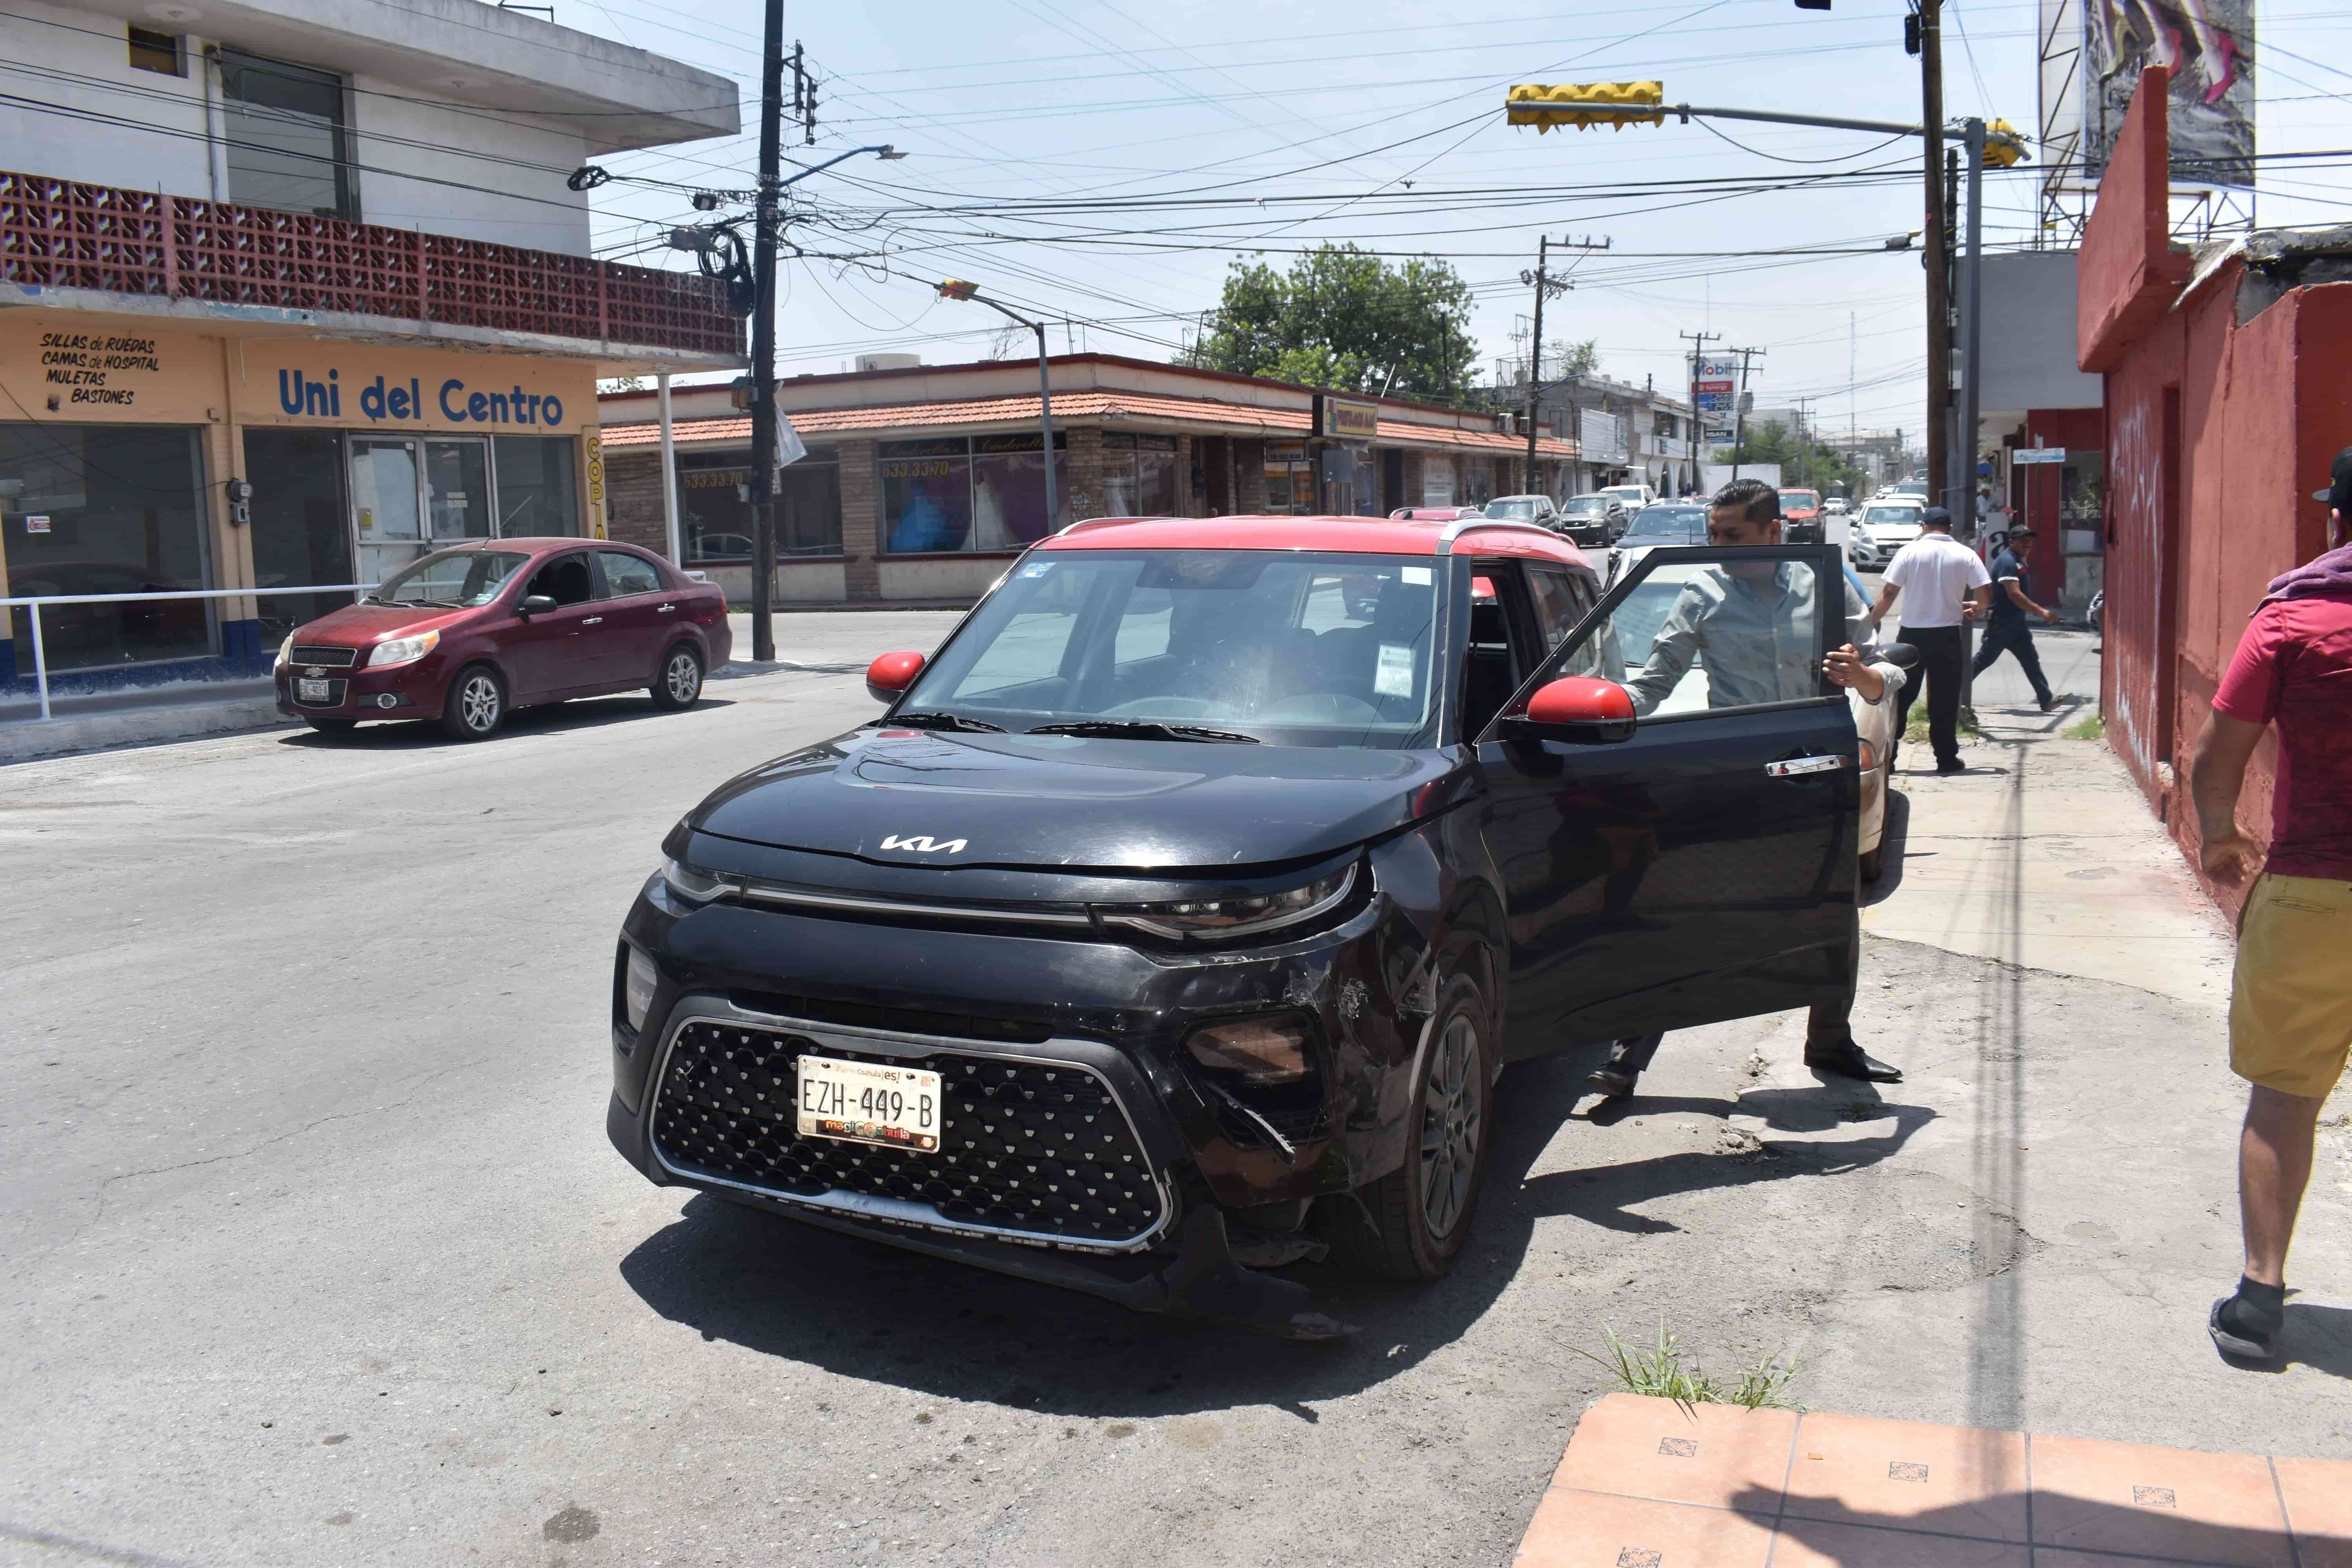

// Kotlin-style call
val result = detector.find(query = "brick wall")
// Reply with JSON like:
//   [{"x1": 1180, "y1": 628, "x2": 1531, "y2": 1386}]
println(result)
[
  {"x1": 1234, "y1": 438, "x2": 1267, "y2": 511},
  {"x1": 606, "y1": 450, "x2": 669, "y2": 555},
  {"x1": 1065, "y1": 426, "x2": 1105, "y2": 518},
  {"x1": 838, "y1": 437, "x2": 880, "y2": 601}
]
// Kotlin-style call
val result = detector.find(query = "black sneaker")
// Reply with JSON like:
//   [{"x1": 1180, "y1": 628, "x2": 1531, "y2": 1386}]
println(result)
[{"x1": 2209, "y1": 1296, "x2": 2281, "y2": 1361}]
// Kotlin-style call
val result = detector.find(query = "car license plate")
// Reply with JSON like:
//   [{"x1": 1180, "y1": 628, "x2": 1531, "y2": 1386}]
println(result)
[
  {"x1": 297, "y1": 678, "x2": 332, "y2": 703},
  {"x1": 796, "y1": 1055, "x2": 942, "y2": 1151}
]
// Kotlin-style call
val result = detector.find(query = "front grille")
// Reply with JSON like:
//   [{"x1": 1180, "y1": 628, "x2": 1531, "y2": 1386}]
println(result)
[
  {"x1": 651, "y1": 1020, "x2": 1165, "y2": 1248},
  {"x1": 292, "y1": 678, "x2": 348, "y2": 708},
  {"x1": 290, "y1": 645, "x2": 357, "y2": 667}
]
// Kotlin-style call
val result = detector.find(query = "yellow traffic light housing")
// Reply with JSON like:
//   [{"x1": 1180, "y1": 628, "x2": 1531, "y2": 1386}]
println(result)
[
  {"x1": 1506, "y1": 82, "x2": 1667, "y2": 132},
  {"x1": 1984, "y1": 118, "x2": 2029, "y2": 168}
]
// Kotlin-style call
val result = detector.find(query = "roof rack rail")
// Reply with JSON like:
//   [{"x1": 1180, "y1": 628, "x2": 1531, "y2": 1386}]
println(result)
[
  {"x1": 1433, "y1": 517, "x2": 1567, "y2": 556},
  {"x1": 1057, "y1": 515, "x2": 1161, "y2": 537}
]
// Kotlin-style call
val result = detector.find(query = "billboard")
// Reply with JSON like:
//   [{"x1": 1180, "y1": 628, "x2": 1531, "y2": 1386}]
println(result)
[
  {"x1": 2079, "y1": 0, "x2": 2256, "y2": 190},
  {"x1": 1693, "y1": 357, "x2": 1737, "y2": 415}
]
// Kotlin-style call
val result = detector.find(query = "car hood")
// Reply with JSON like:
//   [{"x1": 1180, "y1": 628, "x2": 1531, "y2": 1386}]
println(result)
[
  {"x1": 687, "y1": 726, "x2": 1459, "y2": 873},
  {"x1": 292, "y1": 600, "x2": 484, "y2": 646}
]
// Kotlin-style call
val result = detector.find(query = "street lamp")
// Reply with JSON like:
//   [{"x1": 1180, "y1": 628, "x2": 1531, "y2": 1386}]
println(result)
[{"x1": 937, "y1": 279, "x2": 1058, "y2": 536}]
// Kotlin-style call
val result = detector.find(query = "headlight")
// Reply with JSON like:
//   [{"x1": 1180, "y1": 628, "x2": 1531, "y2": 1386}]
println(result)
[
  {"x1": 661, "y1": 858, "x2": 736, "y2": 904},
  {"x1": 367, "y1": 628, "x2": 439, "y2": 668},
  {"x1": 1093, "y1": 862, "x2": 1355, "y2": 943},
  {"x1": 1185, "y1": 1013, "x2": 1312, "y2": 1085},
  {"x1": 275, "y1": 633, "x2": 294, "y2": 668},
  {"x1": 622, "y1": 946, "x2": 659, "y2": 1032}
]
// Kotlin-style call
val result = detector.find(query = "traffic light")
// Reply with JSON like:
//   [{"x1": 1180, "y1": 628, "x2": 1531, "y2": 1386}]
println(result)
[
  {"x1": 1984, "y1": 118, "x2": 2030, "y2": 168},
  {"x1": 937, "y1": 278, "x2": 979, "y2": 300},
  {"x1": 1506, "y1": 82, "x2": 1667, "y2": 132}
]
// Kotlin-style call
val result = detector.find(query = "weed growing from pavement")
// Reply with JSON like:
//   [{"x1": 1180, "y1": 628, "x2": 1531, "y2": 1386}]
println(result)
[
  {"x1": 2064, "y1": 713, "x2": 2105, "y2": 740},
  {"x1": 1906, "y1": 710, "x2": 1986, "y2": 744},
  {"x1": 1573, "y1": 1325, "x2": 1803, "y2": 1412}
]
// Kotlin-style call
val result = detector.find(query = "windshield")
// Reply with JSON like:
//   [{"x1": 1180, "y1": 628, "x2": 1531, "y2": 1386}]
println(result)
[
  {"x1": 1779, "y1": 492, "x2": 1817, "y2": 511},
  {"x1": 1563, "y1": 496, "x2": 1608, "y2": 514},
  {"x1": 1484, "y1": 499, "x2": 1541, "y2": 519},
  {"x1": 1620, "y1": 506, "x2": 1707, "y2": 544},
  {"x1": 1864, "y1": 506, "x2": 1920, "y2": 526},
  {"x1": 896, "y1": 550, "x2": 1441, "y2": 749},
  {"x1": 370, "y1": 549, "x2": 529, "y2": 607},
  {"x1": 1601, "y1": 487, "x2": 1646, "y2": 502}
]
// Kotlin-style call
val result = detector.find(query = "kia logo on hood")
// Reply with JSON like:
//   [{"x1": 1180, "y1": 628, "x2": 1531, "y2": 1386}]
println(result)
[{"x1": 879, "y1": 834, "x2": 967, "y2": 855}]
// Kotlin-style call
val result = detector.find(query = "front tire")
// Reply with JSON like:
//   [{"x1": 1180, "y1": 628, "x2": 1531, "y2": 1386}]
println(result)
[
  {"x1": 441, "y1": 664, "x2": 506, "y2": 741},
  {"x1": 651, "y1": 643, "x2": 704, "y2": 710},
  {"x1": 1329, "y1": 974, "x2": 1495, "y2": 1282}
]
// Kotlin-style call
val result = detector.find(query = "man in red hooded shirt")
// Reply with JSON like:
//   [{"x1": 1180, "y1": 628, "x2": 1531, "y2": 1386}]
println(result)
[{"x1": 2192, "y1": 446, "x2": 2352, "y2": 1363}]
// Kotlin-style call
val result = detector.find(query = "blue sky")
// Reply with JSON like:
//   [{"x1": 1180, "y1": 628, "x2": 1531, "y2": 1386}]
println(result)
[{"x1": 561, "y1": 0, "x2": 2350, "y2": 439}]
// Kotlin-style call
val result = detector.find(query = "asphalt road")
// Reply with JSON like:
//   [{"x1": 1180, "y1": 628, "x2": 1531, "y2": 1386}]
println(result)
[{"x1": 5, "y1": 609, "x2": 2336, "y2": 1568}]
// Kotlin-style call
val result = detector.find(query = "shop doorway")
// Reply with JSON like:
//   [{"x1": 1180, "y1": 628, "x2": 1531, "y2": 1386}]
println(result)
[
  {"x1": 351, "y1": 437, "x2": 426, "y2": 583},
  {"x1": 245, "y1": 428, "x2": 354, "y2": 645}
]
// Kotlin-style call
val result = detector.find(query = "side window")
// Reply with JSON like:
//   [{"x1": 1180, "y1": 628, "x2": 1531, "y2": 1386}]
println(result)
[
  {"x1": 596, "y1": 549, "x2": 664, "y2": 598},
  {"x1": 1524, "y1": 566, "x2": 1586, "y2": 653},
  {"x1": 526, "y1": 553, "x2": 595, "y2": 607},
  {"x1": 1462, "y1": 567, "x2": 1540, "y2": 739},
  {"x1": 1548, "y1": 552, "x2": 1832, "y2": 719}
]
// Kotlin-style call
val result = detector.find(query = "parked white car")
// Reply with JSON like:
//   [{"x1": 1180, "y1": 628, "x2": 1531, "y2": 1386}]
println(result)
[{"x1": 1598, "y1": 483, "x2": 1657, "y2": 514}]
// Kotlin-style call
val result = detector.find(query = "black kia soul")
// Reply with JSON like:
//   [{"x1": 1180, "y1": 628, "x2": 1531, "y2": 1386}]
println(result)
[{"x1": 608, "y1": 515, "x2": 1864, "y2": 1336}]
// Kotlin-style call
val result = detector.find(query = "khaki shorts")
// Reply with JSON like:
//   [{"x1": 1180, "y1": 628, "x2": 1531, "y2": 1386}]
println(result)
[{"x1": 2230, "y1": 873, "x2": 2352, "y2": 1099}]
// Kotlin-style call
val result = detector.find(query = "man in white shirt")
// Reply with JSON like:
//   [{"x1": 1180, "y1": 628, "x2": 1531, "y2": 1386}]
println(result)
[{"x1": 1868, "y1": 506, "x2": 1993, "y2": 773}]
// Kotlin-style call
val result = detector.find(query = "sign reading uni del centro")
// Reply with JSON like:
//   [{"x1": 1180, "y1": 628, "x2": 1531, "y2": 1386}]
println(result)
[{"x1": 274, "y1": 368, "x2": 567, "y2": 428}]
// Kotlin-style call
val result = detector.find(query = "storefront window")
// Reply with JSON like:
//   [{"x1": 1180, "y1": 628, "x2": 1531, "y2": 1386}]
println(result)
[
  {"x1": 677, "y1": 447, "x2": 841, "y2": 562},
  {"x1": 1100, "y1": 432, "x2": 1178, "y2": 517},
  {"x1": 492, "y1": 436, "x2": 579, "y2": 537},
  {"x1": 881, "y1": 435, "x2": 1066, "y2": 553},
  {"x1": 2, "y1": 424, "x2": 211, "y2": 672},
  {"x1": 1263, "y1": 441, "x2": 1312, "y2": 514}
]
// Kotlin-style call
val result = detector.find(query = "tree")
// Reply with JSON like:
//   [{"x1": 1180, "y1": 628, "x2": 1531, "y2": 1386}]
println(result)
[
  {"x1": 1717, "y1": 419, "x2": 1865, "y2": 497},
  {"x1": 1183, "y1": 244, "x2": 1481, "y2": 403}
]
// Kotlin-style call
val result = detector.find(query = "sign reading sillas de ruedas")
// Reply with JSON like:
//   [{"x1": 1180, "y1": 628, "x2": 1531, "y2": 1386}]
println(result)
[{"x1": 1315, "y1": 394, "x2": 1379, "y2": 442}]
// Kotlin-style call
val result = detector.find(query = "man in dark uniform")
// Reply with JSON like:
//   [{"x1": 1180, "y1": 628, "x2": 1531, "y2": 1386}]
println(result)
[{"x1": 1973, "y1": 524, "x2": 2061, "y2": 711}]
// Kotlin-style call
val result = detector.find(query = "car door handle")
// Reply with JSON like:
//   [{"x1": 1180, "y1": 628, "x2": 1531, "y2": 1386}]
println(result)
[
  {"x1": 1765, "y1": 755, "x2": 1852, "y2": 777},
  {"x1": 582, "y1": 616, "x2": 603, "y2": 626},
  {"x1": 656, "y1": 603, "x2": 677, "y2": 613}
]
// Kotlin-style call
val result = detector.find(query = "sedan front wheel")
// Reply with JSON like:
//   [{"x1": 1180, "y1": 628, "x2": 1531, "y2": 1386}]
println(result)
[{"x1": 441, "y1": 665, "x2": 506, "y2": 741}]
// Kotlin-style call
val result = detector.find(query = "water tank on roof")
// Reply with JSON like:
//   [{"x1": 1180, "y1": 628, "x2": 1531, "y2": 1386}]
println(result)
[{"x1": 855, "y1": 354, "x2": 921, "y2": 372}]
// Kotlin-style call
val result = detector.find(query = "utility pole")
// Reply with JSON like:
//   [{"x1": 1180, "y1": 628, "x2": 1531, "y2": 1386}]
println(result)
[
  {"x1": 1726, "y1": 345, "x2": 1765, "y2": 481},
  {"x1": 1681, "y1": 328, "x2": 1720, "y2": 499},
  {"x1": 1918, "y1": 0, "x2": 1950, "y2": 506},
  {"x1": 1521, "y1": 234, "x2": 1606, "y2": 495},
  {"x1": 746, "y1": 0, "x2": 786, "y2": 664},
  {"x1": 1793, "y1": 396, "x2": 1816, "y2": 488}
]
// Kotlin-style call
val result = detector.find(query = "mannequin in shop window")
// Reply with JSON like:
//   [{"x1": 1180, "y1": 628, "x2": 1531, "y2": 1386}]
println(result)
[{"x1": 971, "y1": 466, "x2": 1017, "y2": 552}]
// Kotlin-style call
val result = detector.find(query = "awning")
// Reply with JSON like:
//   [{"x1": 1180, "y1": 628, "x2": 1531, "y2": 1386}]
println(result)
[{"x1": 601, "y1": 390, "x2": 1577, "y2": 459}]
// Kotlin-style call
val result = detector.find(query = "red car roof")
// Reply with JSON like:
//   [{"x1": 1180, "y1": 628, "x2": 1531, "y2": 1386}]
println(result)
[{"x1": 1035, "y1": 514, "x2": 1591, "y2": 566}]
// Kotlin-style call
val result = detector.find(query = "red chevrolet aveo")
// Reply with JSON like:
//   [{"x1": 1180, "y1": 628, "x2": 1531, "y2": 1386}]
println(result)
[{"x1": 274, "y1": 538, "x2": 731, "y2": 740}]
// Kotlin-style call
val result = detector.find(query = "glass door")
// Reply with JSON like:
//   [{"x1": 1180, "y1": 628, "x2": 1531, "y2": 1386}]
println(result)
[
  {"x1": 424, "y1": 438, "x2": 491, "y2": 545},
  {"x1": 350, "y1": 437, "x2": 424, "y2": 586}
]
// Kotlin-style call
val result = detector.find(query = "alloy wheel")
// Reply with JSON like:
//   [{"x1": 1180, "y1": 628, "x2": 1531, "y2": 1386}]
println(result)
[
  {"x1": 665, "y1": 650, "x2": 701, "y2": 704},
  {"x1": 1417, "y1": 1013, "x2": 1483, "y2": 1239},
  {"x1": 459, "y1": 673, "x2": 500, "y2": 733}
]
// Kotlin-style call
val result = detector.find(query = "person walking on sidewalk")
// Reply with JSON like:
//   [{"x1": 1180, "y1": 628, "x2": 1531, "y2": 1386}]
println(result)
[
  {"x1": 2194, "y1": 446, "x2": 2352, "y2": 1363},
  {"x1": 1974, "y1": 524, "x2": 2062, "y2": 712},
  {"x1": 1867, "y1": 506, "x2": 1991, "y2": 775}
]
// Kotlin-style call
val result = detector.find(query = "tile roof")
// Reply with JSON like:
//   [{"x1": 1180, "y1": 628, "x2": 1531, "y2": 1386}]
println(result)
[{"x1": 600, "y1": 391, "x2": 1576, "y2": 457}]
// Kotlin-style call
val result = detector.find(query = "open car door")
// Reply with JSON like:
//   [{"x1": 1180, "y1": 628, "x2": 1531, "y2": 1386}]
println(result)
[{"x1": 1474, "y1": 543, "x2": 1862, "y2": 1057}]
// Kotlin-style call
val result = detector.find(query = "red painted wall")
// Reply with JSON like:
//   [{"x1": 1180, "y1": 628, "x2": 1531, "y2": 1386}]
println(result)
[{"x1": 2080, "y1": 72, "x2": 2352, "y2": 914}]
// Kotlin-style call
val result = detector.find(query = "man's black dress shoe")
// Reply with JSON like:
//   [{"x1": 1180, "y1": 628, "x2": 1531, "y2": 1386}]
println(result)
[{"x1": 1804, "y1": 1038, "x2": 1904, "y2": 1082}]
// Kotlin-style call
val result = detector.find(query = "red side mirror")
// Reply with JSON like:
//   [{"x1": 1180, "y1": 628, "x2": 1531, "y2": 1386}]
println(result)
[
  {"x1": 865, "y1": 650, "x2": 925, "y2": 704},
  {"x1": 1518, "y1": 675, "x2": 1635, "y2": 743}
]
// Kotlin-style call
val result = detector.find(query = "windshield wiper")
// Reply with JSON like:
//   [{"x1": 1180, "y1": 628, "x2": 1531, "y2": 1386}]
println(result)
[
  {"x1": 1027, "y1": 719, "x2": 1260, "y2": 744},
  {"x1": 882, "y1": 710, "x2": 1009, "y2": 733}
]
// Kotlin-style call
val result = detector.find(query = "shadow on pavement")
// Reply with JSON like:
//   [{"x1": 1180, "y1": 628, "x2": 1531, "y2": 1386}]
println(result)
[
  {"x1": 1722, "y1": 1486, "x2": 2346, "y2": 1561},
  {"x1": 616, "y1": 1052, "x2": 1932, "y2": 1418},
  {"x1": 274, "y1": 693, "x2": 735, "y2": 749}
]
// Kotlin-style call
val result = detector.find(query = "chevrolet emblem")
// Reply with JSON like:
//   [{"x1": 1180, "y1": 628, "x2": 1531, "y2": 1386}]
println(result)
[{"x1": 306, "y1": 666, "x2": 325, "y2": 678}]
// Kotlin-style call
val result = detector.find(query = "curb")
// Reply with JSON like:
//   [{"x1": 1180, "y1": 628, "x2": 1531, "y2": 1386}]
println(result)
[{"x1": 0, "y1": 697, "x2": 297, "y2": 764}]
